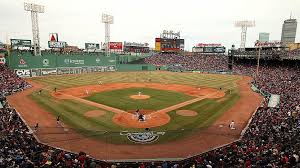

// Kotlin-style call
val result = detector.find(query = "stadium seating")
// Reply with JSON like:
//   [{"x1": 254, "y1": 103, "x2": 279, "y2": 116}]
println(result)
[{"x1": 0, "y1": 54, "x2": 300, "y2": 167}]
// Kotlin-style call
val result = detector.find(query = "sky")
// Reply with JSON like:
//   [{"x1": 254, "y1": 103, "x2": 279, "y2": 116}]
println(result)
[{"x1": 0, "y1": 0, "x2": 299, "y2": 51}]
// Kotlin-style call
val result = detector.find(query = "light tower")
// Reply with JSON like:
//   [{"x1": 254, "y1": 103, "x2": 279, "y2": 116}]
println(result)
[
  {"x1": 102, "y1": 14, "x2": 114, "y2": 57},
  {"x1": 24, "y1": 2, "x2": 45, "y2": 56},
  {"x1": 235, "y1": 20, "x2": 255, "y2": 49}
]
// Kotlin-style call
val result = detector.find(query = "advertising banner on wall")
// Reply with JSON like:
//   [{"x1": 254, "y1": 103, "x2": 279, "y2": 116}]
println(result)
[
  {"x1": 254, "y1": 41, "x2": 283, "y2": 47},
  {"x1": 124, "y1": 41, "x2": 147, "y2": 47},
  {"x1": 155, "y1": 38, "x2": 161, "y2": 51},
  {"x1": 41, "y1": 69, "x2": 57, "y2": 75},
  {"x1": 85, "y1": 43, "x2": 100, "y2": 50},
  {"x1": 14, "y1": 69, "x2": 31, "y2": 77},
  {"x1": 48, "y1": 41, "x2": 66, "y2": 48},
  {"x1": 213, "y1": 47, "x2": 226, "y2": 53},
  {"x1": 196, "y1": 43, "x2": 222, "y2": 47},
  {"x1": 10, "y1": 39, "x2": 32, "y2": 47},
  {"x1": 109, "y1": 42, "x2": 122, "y2": 50}
]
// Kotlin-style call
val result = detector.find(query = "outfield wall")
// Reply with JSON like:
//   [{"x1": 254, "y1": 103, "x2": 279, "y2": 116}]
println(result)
[
  {"x1": 8, "y1": 51, "x2": 117, "y2": 69},
  {"x1": 7, "y1": 51, "x2": 156, "y2": 77},
  {"x1": 116, "y1": 64, "x2": 156, "y2": 71}
]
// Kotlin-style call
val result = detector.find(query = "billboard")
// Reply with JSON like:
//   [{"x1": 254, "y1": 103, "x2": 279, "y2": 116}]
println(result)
[
  {"x1": 48, "y1": 41, "x2": 66, "y2": 48},
  {"x1": 160, "y1": 38, "x2": 184, "y2": 52},
  {"x1": 196, "y1": 43, "x2": 222, "y2": 47},
  {"x1": 85, "y1": 43, "x2": 100, "y2": 50},
  {"x1": 203, "y1": 47, "x2": 213, "y2": 53},
  {"x1": 192, "y1": 47, "x2": 204, "y2": 53},
  {"x1": 109, "y1": 42, "x2": 122, "y2": 50},
  {"x1": 124, "y1": 41, "x2": 149, "y2": 53},
  {"x1": 14, "y1": 69, "x2": 31, "y2": 78},
  {"x1": 124, "y1": 41, "x2": 147, "y2": 47},
  {"x1": 193, "y1": 43, "x2": 225, "y2": 53},
  {"x1": 192, "y1": 46, "x2": 225, "y2": 53},
  {"x1": 254, "y1": 41, "x2": 283, "y2": 47},
  {"x1": 11, "y1": 39, "x2": 31, "y2": 47},
  {"x1": 49, "y1": 33, "x2": 58, "y2": 42},
  {"x1": 155, "y1": 38, "x2": 161, "y2": 51}
]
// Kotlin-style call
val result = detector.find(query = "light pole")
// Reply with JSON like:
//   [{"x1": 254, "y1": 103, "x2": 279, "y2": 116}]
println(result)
[
  {"x1": 234, "y1": 21, "x2": 255, "y2": 50},
  {"x1": 24, "y1": 2, "x2": 45, "y2": 56},
  {"x1": 256, "y1": 46, "x2": 262, "y2": 76},
  {"x1": 102, "y1": 14, "x2": 114, "y2": 57}
]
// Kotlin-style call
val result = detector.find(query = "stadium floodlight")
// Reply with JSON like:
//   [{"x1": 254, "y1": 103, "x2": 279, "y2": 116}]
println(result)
[
  {"x1": 235, "y1": 20, "x2": 255, "y2": 49},
  {"x1": 102, "y1": 14, "x2": 114, "y2": 57},
  {"x1": 24, "y1": 2, "x2": 44, "y2": 56}
]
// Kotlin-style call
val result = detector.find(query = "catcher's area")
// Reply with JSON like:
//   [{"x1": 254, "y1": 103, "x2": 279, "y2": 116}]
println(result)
[{"x1": 7, "y1": 76, "x2": 263, "y2": 160}]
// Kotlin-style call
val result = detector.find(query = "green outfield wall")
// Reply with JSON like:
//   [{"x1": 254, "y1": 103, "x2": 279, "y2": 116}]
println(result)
[
  {"x1": 7, "y1": 51, "x2": 156, "y2": 77},
  {"x1": 116, "y1": 64, "x2": 156, "y2": 71},
  {"x1": 8, "y1": 51, "x2": 117, "y2": 69}
]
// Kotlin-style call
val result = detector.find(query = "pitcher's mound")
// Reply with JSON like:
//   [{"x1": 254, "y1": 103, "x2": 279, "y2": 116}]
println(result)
[
  {"x1": 130, "y1": 95, "x2": 150, "y2": 100},
  {"x1": 176, "y1": 110, "x2": 198, "y2": 116},
  {"x1": 84, "y1": 110, "x2": 106, "y2": 118}
]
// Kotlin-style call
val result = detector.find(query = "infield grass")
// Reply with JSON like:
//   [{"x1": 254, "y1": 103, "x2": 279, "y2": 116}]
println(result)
[{"x1": 85, "y1": 87, "x2": 195, "y2": 111}]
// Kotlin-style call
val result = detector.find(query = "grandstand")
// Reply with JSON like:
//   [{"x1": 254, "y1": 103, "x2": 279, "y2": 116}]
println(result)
[{"x1": 1, "y1": 0, "x2": 300, "y2": 167}]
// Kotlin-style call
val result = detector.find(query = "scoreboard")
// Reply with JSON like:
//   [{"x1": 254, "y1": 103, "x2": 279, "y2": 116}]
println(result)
[
  {"x1": 155, "y1": 38, "x2": 184, "y2": 52},
  {"x1": 192, "y1": 43, "x2": 226, "y2": 53}
]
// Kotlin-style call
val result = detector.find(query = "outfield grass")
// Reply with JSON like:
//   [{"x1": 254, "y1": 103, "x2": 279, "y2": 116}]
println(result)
[
  {"x1": 31, "y1": 71, "x2": 241, "y2": 91},
  {"x1": 85, "y1": 87, "x2": 195, "y2": 111},
  {"x1": 29, "y1": 71, "x2": 242, "y2": 144}
]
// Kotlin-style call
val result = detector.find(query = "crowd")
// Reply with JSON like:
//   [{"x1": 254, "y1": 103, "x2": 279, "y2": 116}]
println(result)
[
  {"x1": 144, "y1": 53, "x2": 228, "y2": 72},
  {"x1": 185, "y1": 60, "x2": 300, "y2": 167},
  {"x1": 234, "y1": 49, "x2": 300, "y2": 59},
  {"x1": 0, "y1": 64, "x2": 108, "y2": 167},
  {"x1": 1, "y1": 54, "x2": 300, "y2": 167},
  {"x1": 0, "y1": 65, "x2": 29, "y2": 98}
]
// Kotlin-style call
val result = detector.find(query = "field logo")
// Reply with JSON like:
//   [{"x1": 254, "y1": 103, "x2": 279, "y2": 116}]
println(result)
[
  {"x1": 19, "y1": 58, "x2": 26, "y2": 65},
  {"x1": 96, "y1": 58, "x2": 101, "y2": 63},
  {"x1": 42, "y1": 59, "x2": 50, "y2": 66},
  {"x1": 120, "y1": 131, "x2": 165, "y2": 144},
  {"x1": 18, "y1": 58, "x2": 28, "y2": 68}
]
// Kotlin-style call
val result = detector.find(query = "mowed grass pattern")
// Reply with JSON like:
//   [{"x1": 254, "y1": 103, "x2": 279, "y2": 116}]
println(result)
[
  {"x1": 85, "y1": 88, "x2": 195, "y2": 111},
  {"x1": 29, "y1": 72, "x2": 242, "y2": 144},
  {"x1": 31, "y1": 71, "x2": 241, "y2": 91}
]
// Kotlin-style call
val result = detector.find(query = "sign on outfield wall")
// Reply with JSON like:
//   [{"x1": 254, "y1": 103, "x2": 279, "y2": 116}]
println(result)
[
  {"x1": 15, "y1": 69, "x2": 31, "y2": 77},
  {"x1": 41, "y1": 69, "x2": 57, "y2": 75},
  {"x1": 63, "y1": 58, "x2": 85, "y2": 65},
  {"x1": 48, "y1": 41, "x2": 66, "y2": 48},
  {"x1": 85, "y1": 43, "x2": 100, "y2": 50},
  {"x1": 10, "y1": 39, "x2": 32, "y2": 47}
]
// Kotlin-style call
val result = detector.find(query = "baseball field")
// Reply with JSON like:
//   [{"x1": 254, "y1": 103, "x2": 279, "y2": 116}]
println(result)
[{"x1": 7, "y1": 71, "x2": 262, "y2": 160}]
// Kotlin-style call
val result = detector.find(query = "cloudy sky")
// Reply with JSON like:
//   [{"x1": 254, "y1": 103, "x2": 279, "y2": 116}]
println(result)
[{"x1": 0, "y1": 0, "x2": 299, "y2": 51}]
